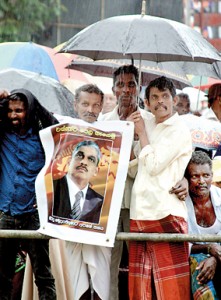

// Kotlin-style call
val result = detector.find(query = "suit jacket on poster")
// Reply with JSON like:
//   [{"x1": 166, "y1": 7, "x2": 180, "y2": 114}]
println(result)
[{"x1": 52, "y1": 176, "x2": 103, "y2": 224}]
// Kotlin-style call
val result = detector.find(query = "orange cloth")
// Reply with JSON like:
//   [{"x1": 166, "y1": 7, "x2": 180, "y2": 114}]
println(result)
[{"x1": 129, "y1": 215, "x2": 191, "y2": 300}]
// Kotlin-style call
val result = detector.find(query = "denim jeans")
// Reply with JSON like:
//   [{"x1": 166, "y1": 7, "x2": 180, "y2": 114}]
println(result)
[{"x1": 0, "y1": 210, "x2": 56, "y2": 300}]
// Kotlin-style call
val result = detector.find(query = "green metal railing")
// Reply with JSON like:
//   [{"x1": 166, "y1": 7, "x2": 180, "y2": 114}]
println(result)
[{"x1": 0, "y1": 230, "x2": 221, "y2": 243}]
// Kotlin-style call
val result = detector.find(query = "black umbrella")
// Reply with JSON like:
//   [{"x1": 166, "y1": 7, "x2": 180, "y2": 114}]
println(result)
[
  {"x1": 60, "y1": 14, "x2": 221, "y2": 64},
  {"x1": 0, "y1": 68, "x2": 75, "y2": 116},
  {"x1": 67, "y1": 57, "x2": 191, "y2": 89}
]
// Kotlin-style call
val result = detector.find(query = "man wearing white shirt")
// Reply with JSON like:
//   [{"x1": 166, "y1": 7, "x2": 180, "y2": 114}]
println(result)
[
  {"x1": 99, "y1": 65, "x2": 153, "y2": 300},
  {"x1": 128, "y1": 76, "x2": 192, "y2": 300},
  {"x1": 99, "y1": 65, "x2": 189, "y2": 299},
  {"x1": 53, "y1": 87, "x2": 111, "y2": 300}
]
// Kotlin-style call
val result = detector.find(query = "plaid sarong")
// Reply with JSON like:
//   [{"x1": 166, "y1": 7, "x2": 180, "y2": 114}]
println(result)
[
  {"x1": 190, "y1": 254, "x2": 218, "y2": 300},
  {"x1": 129, "y1": 215, "x2": 191, "y2": 300}
]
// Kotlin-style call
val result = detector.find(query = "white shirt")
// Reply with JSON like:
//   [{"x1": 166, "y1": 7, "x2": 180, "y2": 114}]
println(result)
[
  {"x1": 186, "y1": 184, "x2": 221, "y2": 235},
  {"x1": 66, "y1": 174, "x2": 88, "y2": 210},
  {"x1": 130, "y1": 113, "x2": 192, "y2": 220},
  {"x1": 98, "y1": 105, "x2": 153, "y2": 122},
  {"x1": 202, "y1": 107, "x2": 219, "y2": 122},
  {"x1": 197, "y1": 218, "x2": 221, "y2": 235},
  {"x1": 98, "y1": 105, "x2": 153, "y2": 209}
]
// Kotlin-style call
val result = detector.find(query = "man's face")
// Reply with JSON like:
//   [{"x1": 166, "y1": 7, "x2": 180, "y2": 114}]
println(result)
[
  {"x1": 112, "y1": 73, "x2": 139, "y2": 111},
  {"x1": 146, "y1": 87, "x2": 176, "y2": 123},
  {"x1": 175, "y1": 98, "x2": 190, "y2": 115},
  {"x1": 74, "y1": 91, "x2": 102, "y2": 123},
  {"x1": 187, "y1": 163, "x2": 212, "y2": 198},
  {"x1": 102, "y1": 94, "x2": 117, "y2": 114},
  {"x1": 68, "y1": 146, "x2": 98, "y2": 184},
  {"x1": 7, "y1": 100, "x2": 27, "y2": 133}
]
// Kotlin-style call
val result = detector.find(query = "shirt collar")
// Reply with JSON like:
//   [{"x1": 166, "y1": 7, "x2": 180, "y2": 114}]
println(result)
[
  {"x1": 66, "y1": 174, "x2": 88, "y2": 199},
  {"x1": 152, "y1": 112, "x2": 179, "y2": 126}
]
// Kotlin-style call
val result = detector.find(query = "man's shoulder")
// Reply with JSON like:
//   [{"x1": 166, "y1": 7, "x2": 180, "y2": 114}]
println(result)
[
  {"x1": 211, "y1": 184, "x2": 221, "y2": 199},
  {"x1": 87, "y1": 186, "x2": 104, "y2": 201},
  {"x1": 140, "y1": 108, "x2": 153, "y2": 120},
  {"x1": 201, "y1": 108, "x2": 219, "y2": 122},
  {"x1": 98, "y1": 107, "x2": 119, "y2": 121},
  {"x1": 98, "y1": 107, "x2": 153, "y2": 121}
]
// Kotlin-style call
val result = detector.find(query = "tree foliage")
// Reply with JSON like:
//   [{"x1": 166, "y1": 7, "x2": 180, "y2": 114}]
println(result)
[{"x1": 0, "y1": 0, "x2": 64, "y2": 42}]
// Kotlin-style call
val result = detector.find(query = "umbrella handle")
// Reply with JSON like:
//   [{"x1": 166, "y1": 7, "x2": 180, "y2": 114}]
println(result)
[
  {"x1": 138, "y1": 58, "x2": 142, "y2": 87},
  {"x1": 138, "y1": 58, "x2": 142, "y2": 108},
  {"x1": 196, "y1": 75, "x2": 203, "y2": 111},
  {"x1": 141, "y1": 0, "x2": 146, "y2": 16}
]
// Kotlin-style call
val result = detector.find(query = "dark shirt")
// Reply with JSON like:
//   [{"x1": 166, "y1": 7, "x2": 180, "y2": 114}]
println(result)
[
  {"x1": 215, "y1": 144, "x2": 221, "y2": 158},
  {"x1": 0, "y1": 128, "x2": 45, "y2": 216}
]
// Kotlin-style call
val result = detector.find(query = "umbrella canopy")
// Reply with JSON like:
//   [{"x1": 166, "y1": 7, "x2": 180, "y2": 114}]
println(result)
[
  {"x1": 0, "y1": 68, "x2": 75, "y2": 116},
  {"x1": 0, "y1": 42, "x2": 59, "y2": 80},
  {"x1": 60, "y1": 14, "x2": 221, "y2": 64},
  {"x1": 179, "y1": 114, "x2": 221, "y2": 150},
  {"x1": 67, "y1": 57, "x2": 191, "y2": 89}
]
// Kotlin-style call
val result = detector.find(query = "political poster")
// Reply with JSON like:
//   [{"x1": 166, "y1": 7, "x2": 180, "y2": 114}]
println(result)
[{"x1": 36, "y1": 117, "x2": 134, "y2": 247}]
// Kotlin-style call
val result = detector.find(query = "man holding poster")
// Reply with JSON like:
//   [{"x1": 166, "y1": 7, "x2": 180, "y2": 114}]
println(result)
[
  {"x1": 50, "y1": 84, "x2": 111, "y2": 300},
  {"x1": 128, "y1": 76, "x2": 192, "y2": 299},
  {"x1": 36, "y1": 81, "x2": 134, "y2": 300},
  {"x1": 53, "y1": 140, "x2": 103, "y2": 224},
  {"x1": 99, "y1": 64, "x2": 189, "y2": 299}
]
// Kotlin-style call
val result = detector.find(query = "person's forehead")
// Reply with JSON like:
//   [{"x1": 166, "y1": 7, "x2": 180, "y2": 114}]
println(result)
[
  {"x1": 78, "y1": 91, "x2": 102, "y2": 104},
  {"x1": 76, "y1": 146, "x2": 97, "y2": 157},
  {"x1": 8, "y1": 99, "x2": 25, "y2": 108},
  {"x1": 149, "y1": 87, "x2": 170, "y2": 95},
  {"x1": 178, "y1": 97, "x2": 189, "y2": 103},
  {"x1": 115, "y1": 72, "x2": 137, "y2": 83},
  {"x1": 189, "y1": 163, "x2": 211, "y2": 173},
  {"x1": 104, "y1": 94, "x2": 116, "y2": 101}
]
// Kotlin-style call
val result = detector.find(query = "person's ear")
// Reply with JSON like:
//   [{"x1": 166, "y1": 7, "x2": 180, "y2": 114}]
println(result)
[
  {"x1": 173, "y1": 95, "x2": 179, "y2": 106},
  {"x1": 93, "y1": 167, "x2": 98, "y2": 177},
  {"x1": 144, "y1": 98, "x2": 148, "y2": 107},
  {"x1": 144, "y1": 98, "x2": 150, "y2": 110}
]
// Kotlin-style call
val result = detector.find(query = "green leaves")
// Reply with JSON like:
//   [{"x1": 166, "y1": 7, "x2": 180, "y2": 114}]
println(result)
[{"x1": 0, "y1": 0, "x2": 64, "y2": 42}]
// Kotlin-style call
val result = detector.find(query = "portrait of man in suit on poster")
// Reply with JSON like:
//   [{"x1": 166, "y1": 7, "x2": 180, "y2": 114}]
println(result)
[{"x1": 52, "y1": 140, "x2": 103, "y2": 224}]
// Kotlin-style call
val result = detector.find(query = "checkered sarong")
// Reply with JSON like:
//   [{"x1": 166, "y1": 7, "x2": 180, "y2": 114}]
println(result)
[{"x1": 129, "y1": 215, "x2": 191, "y2": 300}]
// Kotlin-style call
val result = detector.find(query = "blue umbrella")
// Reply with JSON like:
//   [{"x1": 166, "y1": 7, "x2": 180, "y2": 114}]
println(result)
[{"x1": 0, "y1": 42, "x2": 59, "y2": 80}]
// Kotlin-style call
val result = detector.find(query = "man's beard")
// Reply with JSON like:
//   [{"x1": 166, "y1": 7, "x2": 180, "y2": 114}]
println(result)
[
  {"x1": 8, "y1": 119, "x2": 23, "y2": 132},
  {"x1": 119, "y1": 100, "x2": 138, "y2": 120}
]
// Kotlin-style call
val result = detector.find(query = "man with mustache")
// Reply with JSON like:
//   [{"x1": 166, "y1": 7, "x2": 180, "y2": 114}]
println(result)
[
  {"x1": 99, "y1": 65, "x2": 189, "y2": 299},
  {"x1": 53, "y1": 84, "x2": 111, "y2": 300},
  {"x1": 53, "y1": 140, "x2": 108, "y2": 300},
  {"x1": 73, "y1": 84, "x2": 104, "y2": 123},
  {"x1": 53, "y1": 140, "x2": 103, "y2": 223},
  {"x1": 128, "y1": 76, "x2": 192, "y2": 300}
]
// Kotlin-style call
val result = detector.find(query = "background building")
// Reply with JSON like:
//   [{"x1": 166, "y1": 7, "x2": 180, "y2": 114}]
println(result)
[
  {"x1": 39, "y1": 0, "x2": 184, "y2": 47},
  {"x1": 189, "y1": 0, "x2": 221, "y2": 51}
]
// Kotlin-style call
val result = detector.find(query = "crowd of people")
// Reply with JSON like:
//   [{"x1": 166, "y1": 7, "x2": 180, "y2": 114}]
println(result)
[{"x1": 1, "y1": 64, "x2": 221, "y2": 300}]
